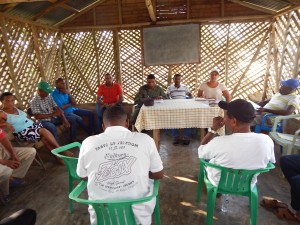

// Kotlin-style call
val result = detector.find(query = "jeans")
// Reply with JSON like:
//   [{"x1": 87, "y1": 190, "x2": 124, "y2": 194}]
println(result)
[
  {"x1": 41, "y1": 117, "x2": 62, "y2": 142},
  {"x1": 74, "y1": 108, "x2": 95, "y2": 134},
  {"x1": 280, "y1": 155, "x2": 300, "y2": 211},
  {"x1": 65, "y1": 110, "x2": 93, "y2": 141},
  {"x1": 172, "y1": 129, "x2": 191, "y2": 138}
]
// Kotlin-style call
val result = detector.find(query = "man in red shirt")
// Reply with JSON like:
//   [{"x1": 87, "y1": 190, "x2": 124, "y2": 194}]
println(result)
[{"x1": 96, "y1": 73, "x2": 123, "y2": 130}]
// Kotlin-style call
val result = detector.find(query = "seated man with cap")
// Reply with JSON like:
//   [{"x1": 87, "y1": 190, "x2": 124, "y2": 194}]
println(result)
[
  {"x1": 30, "y1": 81, "x2": 70, "y2": 143},
  {"x1": 253, "y1": 78, "x2": 300, "y2": 127},
  {"x1": 198, "y1": 99, "x2": 275, "y2": 186}
]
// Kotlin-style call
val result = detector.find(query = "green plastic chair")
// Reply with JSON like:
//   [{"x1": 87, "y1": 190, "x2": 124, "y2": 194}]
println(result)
[
  {"x1": 51, "y1": 142, "x2": 81, "y2": 213},
  {"x1": 269, "y1": 114, "x2": 300, "y2": 155},
  {"x1": 196, "y1": 159, "x2": 275, "y2": 225},
  {"x1": 69, "y1": 179, "x2": 161, "y2": 225}
]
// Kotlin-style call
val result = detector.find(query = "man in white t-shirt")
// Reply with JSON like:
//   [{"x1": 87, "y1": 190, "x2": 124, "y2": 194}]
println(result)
[
  {"x1": 77, "y1": 106, "x2": 164, "y2": 225},
  {"x1": 198, "y1": 99, "x2": 275, "y2": 186},
  {"x1": 166, "y1": 74, "x2": 192, "y2": 145},
  {"x1": 253, "y1": 78, "x2": 299, "y2": 127}
]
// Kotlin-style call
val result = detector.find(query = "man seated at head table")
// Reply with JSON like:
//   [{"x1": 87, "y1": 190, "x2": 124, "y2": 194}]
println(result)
[
  {"x1": 77, "y1": 106, "x2": 164, "y2": 225},
  {"x1": 0, "y1": 127, "x2": 36, "y2": 204},
  {"x1": 197, "y1": 68, "x2": 231, "y2": 102},
  {"x1": 166, "y1": 74, "x2": 192, "y2": 145},
  {"x1": 96, "y1": 73, "x2": 123, "y2": 129},
  {"x1": 51, "y1": 78, "x2": 95, "y2": 137},
  {"x1": 252, "y1": 78, "x2": 299, "y2": 128},
  {"x1": 131, "y1": 74, "x2": 167, "y2": 125},
  {"x1": 198, "y1": 99, "x2": 275, "y2": 187}
]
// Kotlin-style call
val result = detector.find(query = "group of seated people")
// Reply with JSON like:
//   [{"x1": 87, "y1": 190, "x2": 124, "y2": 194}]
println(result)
[{"x1": 0, "y1": 69, "x2": 300, "y2": 224}]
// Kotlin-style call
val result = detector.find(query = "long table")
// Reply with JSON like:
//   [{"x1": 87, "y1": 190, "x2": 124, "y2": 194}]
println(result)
[{"x1": 135, "y1": 99, "x2": 224, "y2": 149}]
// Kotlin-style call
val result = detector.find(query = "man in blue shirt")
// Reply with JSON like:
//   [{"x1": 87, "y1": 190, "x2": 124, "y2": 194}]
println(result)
[{"x1": 51, "y1": 78, "x2": 95, "y2": 142}]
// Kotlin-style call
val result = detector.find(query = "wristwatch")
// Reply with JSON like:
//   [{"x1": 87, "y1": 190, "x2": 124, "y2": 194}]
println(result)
[{"x1": 208, "y1": 127, "x2": 217, "y2": 134}]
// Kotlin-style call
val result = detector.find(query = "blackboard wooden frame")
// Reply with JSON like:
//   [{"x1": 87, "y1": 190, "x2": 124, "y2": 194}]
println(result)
[{"x1": 142, "y1": 24, "x2": 200, "y2": 66}]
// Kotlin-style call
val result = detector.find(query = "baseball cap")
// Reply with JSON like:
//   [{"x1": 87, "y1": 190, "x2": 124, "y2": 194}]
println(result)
[
  {"x1": 218, "y1": 99, "x2": 256, "y2": 123},
  {"x1": 210, "y1": 68, "x2": 219, "y2": 74},
  {"x1": 38, "y1": 81, "x2": 53, "y2": 94},
  {"x1": 281, "y1": 78, "x2": 299, "y2": 90}
]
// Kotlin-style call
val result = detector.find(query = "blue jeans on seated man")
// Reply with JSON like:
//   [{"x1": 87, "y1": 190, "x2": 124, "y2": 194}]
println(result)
[
  {"x1": 65, "y1": 109, "x2": 94, "y2": 142},
  {"x1": 172, "y1": 129, "x2": 191, "y2": 140},
  {"x1": 41, "y1": 117, "x2": 62, "y2": 143}
]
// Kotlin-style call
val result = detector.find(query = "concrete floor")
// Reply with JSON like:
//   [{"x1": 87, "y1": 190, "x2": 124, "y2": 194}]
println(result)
[{"x1": 0, "y1": 129, "x2": 297, "y2": 225}]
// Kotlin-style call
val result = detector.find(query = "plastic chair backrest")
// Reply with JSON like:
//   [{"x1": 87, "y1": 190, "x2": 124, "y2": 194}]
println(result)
[
  {"x1": 69, "y1": 179, "x2": 160, "y2": 225},
  {"x1": 51, "y1": 142, "x2": 81, "y2": 180},
  {"x1": 201, "y1": 159, "x2": 275, "y2": 195}
]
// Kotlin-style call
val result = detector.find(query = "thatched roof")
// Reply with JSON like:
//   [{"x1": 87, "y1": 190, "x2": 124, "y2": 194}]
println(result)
[{"x1": 1, "y1": 0, "x2": 300, "y2": 28}]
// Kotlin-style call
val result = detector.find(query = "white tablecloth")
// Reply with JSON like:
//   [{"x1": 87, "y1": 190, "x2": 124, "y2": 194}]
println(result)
[{"x1": 135, "y1": 99, "x2": 224, "y2": 135}]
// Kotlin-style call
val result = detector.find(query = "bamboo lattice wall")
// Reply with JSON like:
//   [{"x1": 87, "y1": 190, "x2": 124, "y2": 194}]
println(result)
[{"x1": 0, "y1": 10, "x2": 300, "y2": 109}]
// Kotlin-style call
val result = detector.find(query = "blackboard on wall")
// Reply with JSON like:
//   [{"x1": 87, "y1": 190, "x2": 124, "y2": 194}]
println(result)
[{"x1": 142, "y1": 24, "x2": 200, "y2": 66}]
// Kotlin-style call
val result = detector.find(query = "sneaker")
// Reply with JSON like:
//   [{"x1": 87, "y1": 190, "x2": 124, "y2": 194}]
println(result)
[
  {"x1": 9, "y1": 178, "x2": 25, "y2": 188},
  {"x1": 0, "y1": 194, "x2": 11, "y2": 205},
  {"x1": 173, "y1": 137, "x2": 180, "y2": 145},
  {"x1": 182, "y1": 140, "x2": 190, "y2": 146}
]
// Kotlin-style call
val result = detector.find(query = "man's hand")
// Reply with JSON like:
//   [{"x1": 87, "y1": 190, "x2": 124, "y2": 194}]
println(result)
[
  {"x1": 257, "y1": 107, "x2": 266, "y2": 114},
  {"x1": 60, "y1": 88, "x2": 70, "y2": 94},
  {"x1": 154, "y1": 96, "x2": 162, "y2": 100},
  {"x1": 4, "y1": 160, "x2": 20, "y2": 169},
  {"x1": 6, "y1": 124, "x2": 15, "y2": 132},
  {"x1": 212, "y1": 116, "x2": 225, "y2": 131},
  {"x1": 63, "y1": 119, "x2": 70, "y2": 128},
  {"x1": 11, "y1": 154, "x2": 20, "y2": 163}
]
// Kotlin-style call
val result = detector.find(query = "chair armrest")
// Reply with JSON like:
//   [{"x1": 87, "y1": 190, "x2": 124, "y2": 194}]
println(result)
[
  {"x1": 69, "y1": 179, "x2": 159, "y2": 205},
  {"x1": 51, "y1": 142, "x2": 81, "y2": 156},
  {"x1": 272, "y1": 114, "x2": 300, "y2": 132}
]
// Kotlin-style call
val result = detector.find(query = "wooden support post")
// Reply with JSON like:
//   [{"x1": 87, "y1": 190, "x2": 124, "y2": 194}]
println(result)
[
  {"x1": 153, "y1": 129, "x2": 160, "y2": 151},
  {"x1": 113, "y1": 29, "x2": 122, "y2": 85},
  {"x1": 92, "y1": 31, "x2": 101, "y2": 86},
  {"x1": 292, "y1": 34, "x2": 300, "y2": 78},
  {"x1": 187, "y1": 0, "x2": 190, "y2": 19},
  {"x1": 59, "y1": 34, "x2": 69, "y2": 86},
  {"x1": 62, "y1": 42, "x2": 95, "y2": 97},
  {"x1": 278, "y1": 12, "x2": 292, "y2": 86},
  {"x1": 262, "y1": 23, "x2": 274, "y2": 100},
  {"x1": 225, "y1": 23, "x2": 230, "y2": 85},
  {"x1": 31, "y1": 25, "x2": 46, "y2": 81},
  {"x1": 231, "y1": 26, "x2": 270, "y2": 97},
  {"x1": 167, "y1": 65, "x2": 173, "y2": 86},
  {"x1": 0, "y1": 16, "x2": 23, "y2": 108}
]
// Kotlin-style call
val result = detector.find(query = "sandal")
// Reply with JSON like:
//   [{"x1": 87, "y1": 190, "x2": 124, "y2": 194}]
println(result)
[
  {"x1": 274, "y1": 207, "x2": 300, "y2": 222},
  {"x1": 260, "y1": 198, "x2": 288, "y2": 209}
]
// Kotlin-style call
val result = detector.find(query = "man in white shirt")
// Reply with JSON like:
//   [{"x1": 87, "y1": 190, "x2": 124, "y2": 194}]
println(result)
[
  {"x1": 77, "y1": 106, "x2": 164, "y2": 225},
  {"x1": 166, "y1": 74, "x2": 192, "y2": 145},
  {"x1": 198, "y1": 99, "x2": 275, "y2": 186}
]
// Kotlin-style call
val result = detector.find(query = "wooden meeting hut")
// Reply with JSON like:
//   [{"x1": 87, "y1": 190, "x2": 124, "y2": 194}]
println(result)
[
  {"x1": 1, "y1": 1, "x2": 300, "y2": 225},
  {"x1": 1, "y1": 0, "x2": 300, "y2": 108}
]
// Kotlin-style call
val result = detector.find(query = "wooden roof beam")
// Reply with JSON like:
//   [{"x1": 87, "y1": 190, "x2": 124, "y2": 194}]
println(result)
[
  {"x1": 55, "y1": 0, "x2": 108, "y2": 27},
  {"x1": 145, "y1": 0, "x2": 156, "y2": 23},
  {"x1": 0, "y1": 0, "x2": 47, "y2": 3},
  {"x1": 229, "y1": 0, "x2": 282, "y2": 14},
  {"x1": 286, "y1": 0, "x2": 300, "y2": 4},
  {"x1": 60, "y1": 3, "x2": 80, "y2": 14},
  {"x1": 32, "y1": 0, "x2": 69, "y2": 21}
]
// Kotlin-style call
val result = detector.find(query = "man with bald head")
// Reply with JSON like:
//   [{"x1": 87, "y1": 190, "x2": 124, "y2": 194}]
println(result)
[{"x1": 77, "y1": 106, "x2": 164, "y2": 225}]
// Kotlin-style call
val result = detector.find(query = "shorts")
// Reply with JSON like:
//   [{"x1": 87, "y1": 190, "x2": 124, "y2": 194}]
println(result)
[{"x1": 14, "y1": 122, "x2": 43, "y2": 142}]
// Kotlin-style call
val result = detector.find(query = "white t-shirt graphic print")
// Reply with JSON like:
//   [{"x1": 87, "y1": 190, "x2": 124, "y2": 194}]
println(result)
[{"x1": 77, "y1": 126, "x2": 163, "y2": 225}]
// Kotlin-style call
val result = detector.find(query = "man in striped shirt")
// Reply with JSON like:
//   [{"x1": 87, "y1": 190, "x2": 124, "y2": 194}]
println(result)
[
  {"x1": 166, "y1": 74, "x2": 192, "y2": 145},
  {"x1": 253, "y1": 78, "x2": 299, "y2": 126}
]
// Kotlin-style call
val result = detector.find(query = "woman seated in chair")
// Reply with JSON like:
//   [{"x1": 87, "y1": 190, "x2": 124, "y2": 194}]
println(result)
[{"x1": 0, "y1": 92, "x2": 72, "y2": 163}]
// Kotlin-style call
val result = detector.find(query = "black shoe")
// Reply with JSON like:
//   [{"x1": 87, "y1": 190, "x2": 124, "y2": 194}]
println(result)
[
  {"x1": 182, "y1": 140, "x2": 190, "y2": 145},
  {"x1": 173, "y1": 138, "x2": 180, "y2": 145}
]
